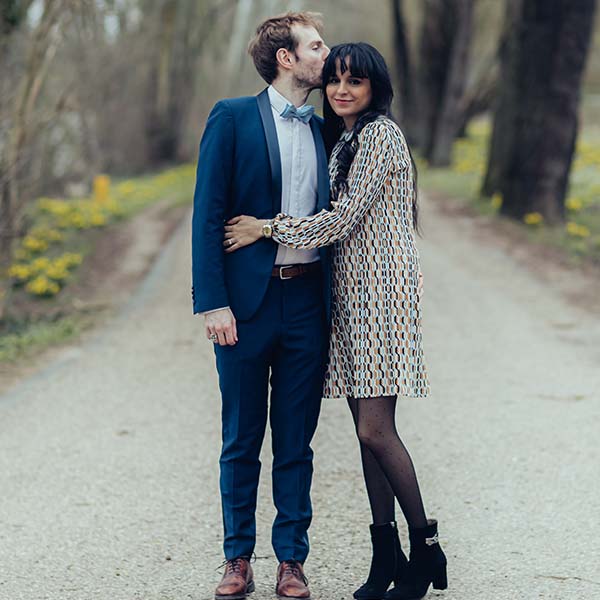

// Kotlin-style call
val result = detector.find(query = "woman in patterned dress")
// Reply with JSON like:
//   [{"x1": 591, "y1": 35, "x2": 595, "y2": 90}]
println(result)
[{"x1": 225, "y1": 43, "x2": 447, "y2": 600}]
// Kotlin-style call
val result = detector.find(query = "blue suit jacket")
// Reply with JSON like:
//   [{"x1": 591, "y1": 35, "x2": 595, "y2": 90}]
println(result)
[{"x1": 191, "y1": 88, "x2": 331, "y2": 322}]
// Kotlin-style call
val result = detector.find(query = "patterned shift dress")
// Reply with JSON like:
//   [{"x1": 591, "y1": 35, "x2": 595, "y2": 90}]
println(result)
[{"x1": 272, "y1": 117, "x2": 430, "y2": 399}]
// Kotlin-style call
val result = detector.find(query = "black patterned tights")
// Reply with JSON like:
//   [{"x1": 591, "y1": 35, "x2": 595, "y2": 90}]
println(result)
[{"x1": 347, "y1": 396, "x2": 428, "y2": 528}]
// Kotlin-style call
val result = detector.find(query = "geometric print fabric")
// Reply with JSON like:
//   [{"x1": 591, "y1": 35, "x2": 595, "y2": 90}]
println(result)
[{"x1": 272, "y1": 117, "x2": 430, "y2": 399}]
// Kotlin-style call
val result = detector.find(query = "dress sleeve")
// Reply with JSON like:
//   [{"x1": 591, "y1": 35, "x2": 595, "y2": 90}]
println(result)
[{"x1": 272, "y1": 120, "x2": 411, "y2": 249}]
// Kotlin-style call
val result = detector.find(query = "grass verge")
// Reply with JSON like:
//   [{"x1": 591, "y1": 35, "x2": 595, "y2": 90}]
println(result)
[
  {"x1": 418, "y1": 119, "x2": 600, "y2": 265},
  {"x1": 0, "y1": 164, "x2": 195, "y2": 365}
]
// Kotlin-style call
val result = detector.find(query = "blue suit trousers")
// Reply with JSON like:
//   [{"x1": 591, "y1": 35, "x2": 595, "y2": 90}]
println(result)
[{"x1": 214, "y1": 271, "x2": 327, "y2": 562}]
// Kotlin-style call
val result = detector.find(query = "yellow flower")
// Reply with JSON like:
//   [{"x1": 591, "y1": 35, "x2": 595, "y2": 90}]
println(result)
[
  {"x1": 491, "y1": 193, "x2": 503, "y2": 209},
  {"x1": 523, "y1": 212, "x2": 543, "y2": 226},
  {"x1": 25, "y1": 275, "x2": 60, "y2": 296},
  {"x1": 37, "y1": 198, "x2": 71, "y2": 216},
  {"x1": 565, "y1": 197, "x2": 583, "y2": 212},
  {"x1": 45, "y1": 263, "x2": 70, "y2": 281},
  {"x1": 30, "y1": 227, "x2": 64, "y2": 243},
  {"x1": 90, "y1": 212, "x2": 107, "y2": 227},
  {"x1": 566, "y1": 222, "x2": 591, "y2": 238},
  {"x1": 23, "y1": 235, "x2": 49, "y2": 252},
  {"x1": 70, "y1": 213, "x2": 88, "y2": 229},
  {"x1": 8, "y1": 264, "x2": 32, "y2": 281},
  {"x1": 57, "y1": 252, "x2": 83, "y2": 268},
  {"x1": 30, "y1": 257, "x2": 51, "y2": 273},
  {"x1": 93, "y1": 174, "x2": 111, "y2": 204}
]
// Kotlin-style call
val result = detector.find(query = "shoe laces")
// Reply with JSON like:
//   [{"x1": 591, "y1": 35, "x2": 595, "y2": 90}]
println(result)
[
  {"x1": 217, "y1": 552, "x2": 256, "y2": 572},
  {"x1": 282, "y1": 560, "x2": 308, "y2": 585},
  {"x1": 226, "y1": 558, "x2": 244, "y2": 575}
]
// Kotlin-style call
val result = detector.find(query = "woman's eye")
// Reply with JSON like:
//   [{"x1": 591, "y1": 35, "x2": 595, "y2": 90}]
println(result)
[{"x1": 329, "y1": 78, "x2": 339, "y2": 84}]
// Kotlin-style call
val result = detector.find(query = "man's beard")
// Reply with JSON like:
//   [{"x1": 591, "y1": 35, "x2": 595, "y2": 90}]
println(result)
[{"x1": 293, "y1": 68, "x2": 322, "y2": 91}]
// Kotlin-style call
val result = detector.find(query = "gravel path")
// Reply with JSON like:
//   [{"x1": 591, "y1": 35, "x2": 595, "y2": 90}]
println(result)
[{"x1": 1, "y1": 194, "x2": 599, "y2": 600}]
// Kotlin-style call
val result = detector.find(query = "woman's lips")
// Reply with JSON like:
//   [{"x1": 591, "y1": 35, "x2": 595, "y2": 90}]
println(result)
[{"x1": 334, "y1": 98, "x2": 352, "y2": 104}]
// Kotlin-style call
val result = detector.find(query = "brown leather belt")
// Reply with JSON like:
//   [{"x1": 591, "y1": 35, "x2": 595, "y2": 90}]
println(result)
[{"x1": 271, "y1": 262, "x2": 321, "y2": 280}]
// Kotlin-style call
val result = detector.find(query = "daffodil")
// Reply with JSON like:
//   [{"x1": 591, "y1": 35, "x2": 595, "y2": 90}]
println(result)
[
  {"x1": 45, "y1": 263, "x2": 70, "y2": 281},
  {"x1": 30, "y1": 257, "x2": 51, "y2": 273},
  {"x1": 25, "y1": 275, "x2": 60, "y2": 296},
  {"x1": 523, "y1": 212, "x2": 544, "y2": 226},
  {"x1": 566, "y1": 222, "x2": 591, "y2": 238},
  {"x1": 23, "y1": 236, "x2": 48, "y2": 252},
  {"x1": 8, "y1": 264, "x2": 32, "y2": 281}
]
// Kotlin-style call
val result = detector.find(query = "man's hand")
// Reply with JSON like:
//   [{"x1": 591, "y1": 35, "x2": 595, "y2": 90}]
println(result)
[{"x1": 205, "y1": 308, "x2": 238, "y2": 346}]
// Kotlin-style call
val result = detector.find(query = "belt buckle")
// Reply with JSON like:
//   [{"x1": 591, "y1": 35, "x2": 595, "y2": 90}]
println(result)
[{"x1": 279, "y1": 265, "x2": 294, "y2": 280}]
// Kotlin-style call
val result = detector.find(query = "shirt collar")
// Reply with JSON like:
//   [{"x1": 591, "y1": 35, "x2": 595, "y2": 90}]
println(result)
[{"x1": 268, "y1": 85, "x2": 309, "y2": 118}]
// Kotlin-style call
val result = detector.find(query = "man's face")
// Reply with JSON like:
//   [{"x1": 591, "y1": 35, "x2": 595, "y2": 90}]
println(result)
[{"x1": 290, "y1": 25, "x2": 330, "y2": 89}]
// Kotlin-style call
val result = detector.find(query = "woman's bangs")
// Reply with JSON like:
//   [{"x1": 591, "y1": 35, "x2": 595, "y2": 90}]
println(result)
[{"x1": 324, "y1": 45, "x2": 372, "y2": 80}]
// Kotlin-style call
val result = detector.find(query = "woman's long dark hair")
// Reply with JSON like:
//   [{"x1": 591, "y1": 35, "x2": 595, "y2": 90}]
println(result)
[{"x1": 322, "y1": 43, "x2": 420, "y2": 234}]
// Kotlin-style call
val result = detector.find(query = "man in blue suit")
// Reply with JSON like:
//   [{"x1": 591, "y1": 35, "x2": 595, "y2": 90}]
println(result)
[{"x1": 191, "y1": 12, "x2": 331, "y2": 600}]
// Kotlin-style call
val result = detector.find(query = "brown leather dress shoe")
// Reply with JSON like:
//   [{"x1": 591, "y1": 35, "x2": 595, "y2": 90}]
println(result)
[
  {"x1": 215, "y1": 557, "x2": 255, "y2": 600},
  {"x1": 276, "y1": 560, "x2": 311, "y2": 599}
]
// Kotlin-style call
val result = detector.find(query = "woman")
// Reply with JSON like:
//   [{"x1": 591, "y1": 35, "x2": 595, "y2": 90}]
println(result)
[{"x1": 224, "y1": 43, "x2": 447, "y2": 600}]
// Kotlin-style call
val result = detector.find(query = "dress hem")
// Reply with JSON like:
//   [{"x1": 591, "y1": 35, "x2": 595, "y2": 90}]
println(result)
[{"x1": 323, "y1": 385, "x2": 430, "y2": 400}]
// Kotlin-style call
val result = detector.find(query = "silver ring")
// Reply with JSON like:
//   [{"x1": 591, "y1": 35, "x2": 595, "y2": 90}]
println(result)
[
  {"x1": 228, "y1": 239, "x2": 234, "y2": 247},
  {"x1": 209, "y1": 334, "x2": 218, "y2": 342}
]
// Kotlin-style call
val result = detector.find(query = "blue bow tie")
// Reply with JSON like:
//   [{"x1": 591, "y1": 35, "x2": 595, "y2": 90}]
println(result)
[{"x1": 280, "y1": 103, "x2": 315, "y2": 123}]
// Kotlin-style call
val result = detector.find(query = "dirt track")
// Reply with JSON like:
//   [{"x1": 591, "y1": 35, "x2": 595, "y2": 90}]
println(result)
[{"x1": 1, "y1": 194, "x2": 599, "y2": 600}]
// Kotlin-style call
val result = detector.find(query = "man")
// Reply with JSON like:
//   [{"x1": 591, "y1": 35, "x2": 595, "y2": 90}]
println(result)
[{"x1": 191, "y1": 12, "x2": 331, "y2": 600}]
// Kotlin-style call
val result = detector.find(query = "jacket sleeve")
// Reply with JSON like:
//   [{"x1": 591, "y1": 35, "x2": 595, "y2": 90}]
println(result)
[
  {"x1": 271, "y1": 120, "x2": 410, "y2": 249},
  {"x1": 191, "y1": 101, "x2": 234, "y2": 314}
]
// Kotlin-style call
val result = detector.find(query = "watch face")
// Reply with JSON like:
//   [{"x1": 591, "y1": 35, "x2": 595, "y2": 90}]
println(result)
[{"x1": 263, "y1": 223, "x2": 273, "y2": 237}]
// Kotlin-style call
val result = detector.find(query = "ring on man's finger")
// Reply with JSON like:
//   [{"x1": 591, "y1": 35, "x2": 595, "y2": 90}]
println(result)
[
  {"x1": 228, "y1": 239, "x2": 235, "y2": 247},
  {"x1": 209, "y1": 333, "x2": 218, "y2": 342}
]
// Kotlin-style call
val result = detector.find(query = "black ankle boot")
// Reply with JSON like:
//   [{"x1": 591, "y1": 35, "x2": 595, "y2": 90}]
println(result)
[
  {"x1": 383, "y1": 519, "x2": 447, "y2": 600},
  {"x1": 353, "y1": 521, "x2": 409, "y2": 600}
]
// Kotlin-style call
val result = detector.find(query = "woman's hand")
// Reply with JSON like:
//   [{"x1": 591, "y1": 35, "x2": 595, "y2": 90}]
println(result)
[{"x1": 223, "y1": 216, "x2": 267, "y2": 253}]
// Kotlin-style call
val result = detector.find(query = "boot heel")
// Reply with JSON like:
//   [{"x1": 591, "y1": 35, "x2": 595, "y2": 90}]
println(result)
[{"x1": 432, "y1": 567, "x2": 447, "y2": 590}]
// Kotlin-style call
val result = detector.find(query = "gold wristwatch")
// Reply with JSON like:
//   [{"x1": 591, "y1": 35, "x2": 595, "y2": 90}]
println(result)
[{"x1": 262, "y1": 219, "x2": 273, "y2": 238}]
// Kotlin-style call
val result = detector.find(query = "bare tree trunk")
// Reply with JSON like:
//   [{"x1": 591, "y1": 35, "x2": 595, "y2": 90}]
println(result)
[
  {"x1": 156, "y1": 0, "x2": 177, "y2": 117},
  {"x1": 413, "y1": 0, "x2": 450, "y2": 153},
  {"x1": 428, "y1": 0, "x2": 474, "y2": 166},
  {"x1": 390, "y1": 0, "x2": 414, "y2": 129},
  {"x1": 455, "y1": 55, "x2": 498, "y2": 137},
  {"x1": 483, "y1": 0, "x2": 596, "y2": 223},
  {"x1": 146, "y1": 0, "x2": 178, "y2": 163},
  {"x1": 481, "y1": 0, "x2": 523, "y2": 197},
  {"x1": 414, "y1": 0, "x2": 474, "y2": 164}
]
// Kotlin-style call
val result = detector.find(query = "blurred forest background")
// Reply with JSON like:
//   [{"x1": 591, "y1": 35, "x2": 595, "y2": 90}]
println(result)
[{"x1": 1, "y1": 0, "x2": 599, "y2": 350}]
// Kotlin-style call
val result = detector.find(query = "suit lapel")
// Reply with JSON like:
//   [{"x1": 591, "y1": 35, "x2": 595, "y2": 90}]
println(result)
[
  {"x1": 256, "y1": 88, "x2": 282, "y2": 215},
  {"x1": 309, "y1": 117, "x2": 330, "y2": 211}
]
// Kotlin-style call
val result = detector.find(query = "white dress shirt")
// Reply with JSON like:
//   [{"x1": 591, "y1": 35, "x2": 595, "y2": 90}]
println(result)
[{"x1": 268, "y1": 85, "x2": 320, "y2": 266}]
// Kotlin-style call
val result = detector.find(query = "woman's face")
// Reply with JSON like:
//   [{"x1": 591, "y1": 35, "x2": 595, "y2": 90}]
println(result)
[{"x1": 326, "y1": 57, "x2": 372, "y2": 122}]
